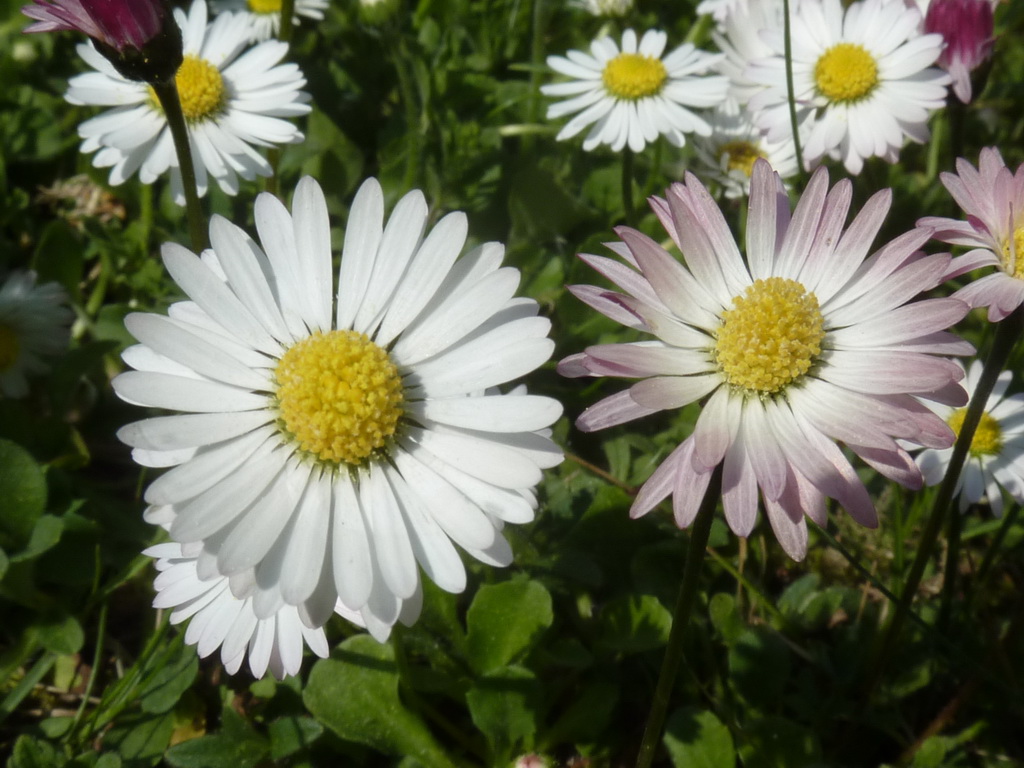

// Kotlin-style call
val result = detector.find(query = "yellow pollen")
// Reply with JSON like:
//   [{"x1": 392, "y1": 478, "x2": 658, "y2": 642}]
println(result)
[
  {"x1": 602, "y1": 52, "x2": 667, "y2": 100},
  {"x1": 1000, "y1": 226, "x2": 1024, "y2": 279},
  {"x1": 0, "y1": 325, "x2": 19, "y2": 372},
  {"x1": 248, "y1": 0, "x2": 282, "y2": 12},
  {"x1": 715, "y1": 277, "x2": 825, "y2": 395},
  {"x1": 169, "y1": 55, "x2": 226, "y2": 122},
  {"x1": 814, "y1": 43, "x2": 879, "y2": 103},
  {"x1": 719, "y1": 140, "x2": 763, "y2": 177},
  {"x1": 948, "y1": 409, "x2": 1003, "y2": 458},
  {"x1": 274, "y1": 330, "x2": 404, "y2": 466}
]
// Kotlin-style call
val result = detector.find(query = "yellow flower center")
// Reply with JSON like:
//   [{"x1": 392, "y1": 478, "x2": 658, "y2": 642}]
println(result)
[
  {"x1": 0, "y1": 324, "x2": 19, "y2": 372},
  {"x1": 602, "y1": 53, "x2": 667, "y2": 100},
  {"x1": 948, "y1": 409, "x2": 1003, "y2": 458},
  {"x1": 719, "y1": 140, "x2": 763, "y2": 177},
  {"x1": 274, "y1": 330, "x2": 405, "y2": 466},
  {"x1": 173, "y1": 55, "x2": 226, "y2": 122},
  {"x1": 715, "y1": 277, "x2": 825, "y2": 395},
  {"x1": 248, "y1": 0, "x2": 282, "y2": 11},
  {"x1": 814, "y1": 43, "x2": 879, "y2": 103},
  {"x1": 1000, "y1": 225, "x2": 1024, "y2": 279}
]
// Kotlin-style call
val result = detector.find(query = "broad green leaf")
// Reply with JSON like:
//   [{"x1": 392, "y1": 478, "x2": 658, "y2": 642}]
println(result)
[
  {"x1": 466, "y1": 579, "x2": 553, "y2": 674},
  {"x1": 736, "y1": 717, "x2": 822, "y2": 768},
  {"x1": 138, "y1": 642, "x2": 198, "y2": 714},
  {"x1": 9, "y1": 734, "x2": 64, "y2": 768},
  {"x1": 268, "y1": 715, "x2": 323, "y2": 760},
  {"x1": 165, "y1": 707, "x2": 269, "y2": 768},
  {"x1": 0, "y1": 438, "x2": 47, "y2": 551},
  {"x1": 36, "y1": 614, "x2": 83, "y2": 655},
  {"x1": 727, "y1": 628, "x2": 791, "y2": 710},
  {"x1": 31, "y1": 220, "x2": 83, "y2": 299},
  {"x1": 664, "y1": 707, "x2": 735, "y2": 768},
  {"x1": 102, "y1": 711, "x2": 176, "y2": 763},
  {"x1": 465, "y1": 665, "x2": 538, "y2": 759},
  {"x1": 9, "y1": 515, "x2": 64, "y2": 563},
  {"x1": 596, "y1": 594, "x2": 671, "y2": 654},
  {"x1": 541, "y1": 678, "x2": 618, "y2": 748},
  {"x1": 303, "y1": 635, "x2": 449, "y2": 767}
]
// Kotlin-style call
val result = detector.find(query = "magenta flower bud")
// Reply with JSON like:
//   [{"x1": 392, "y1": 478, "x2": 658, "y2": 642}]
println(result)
[
  {"x1": 22, "y1": 0, "x2": 181, "y2": 83},
  {"x1": 924, "y1": 0, "x2": 995, "y2": 103}
]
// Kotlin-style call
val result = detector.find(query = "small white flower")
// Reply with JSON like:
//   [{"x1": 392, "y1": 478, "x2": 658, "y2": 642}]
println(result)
[
  {"x1": 211, "y1": 0, "x2": 328, "y2": 42},
  {"x1": 0, "y1": 271, "x2": 73, "y2": 399},
  {"x1": 541, "y1": 28, "x2": 729, "y2": 152},
  {"x1": 745, "y1": 0, "x2": 950, "y2": 175},
  {"x1": 65, "y1": 0, "x2": 311, "y2": 205},
  {"x1": 911, "y1": 361, "x2": 1024, "y2": 516},
  {"x1": 115, "y1": 175, "x2": 562, "y2": 655},
  {"x1": 573, "y1": 0, "x2": 634, "y2": 17}
]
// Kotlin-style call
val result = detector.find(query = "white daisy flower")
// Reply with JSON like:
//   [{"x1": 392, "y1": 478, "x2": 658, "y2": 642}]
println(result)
[
  {"x1": 0, "y1": 271, "x2": 74, "y2": 399},
  {"x1": 115, "y1": 176, "x2": 563, "y2": 643},
  {"x1": 697, "y1": 0, "x2": 747, "y2": 24},
  {"x1": 541, "y1": 28, "x2": 729, "y2": 153},
  {"x1": 147, "y1": 540, "x2": 334, "y2": 679},
  {"x1": 693, "y1": 98, "x2": 800, "y2": 199},
  {"x1": 745, "y1": 0, "x2": 950, "y2": 175},
  {"x1": 912, "y1": 361, "x2": 1024, "y2": 516},
  {"x1": 65, "y1": 0, "x2": 311, "y2": 205},
  {"x1": 211, "y1": 0, "x2": 329, "y2": 42},
  {"x1": 573, "y1": 0, "x2": 634, "y2": 17},
  {"x1": 712, "y1": 0, "x2": 791, "y2": 104},
  {"x1": 559, "y1": 160, "x2": 971, "y2": 559}
]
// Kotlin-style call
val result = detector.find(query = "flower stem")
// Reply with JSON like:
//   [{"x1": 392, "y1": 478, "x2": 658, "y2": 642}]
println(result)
[
  {"x1": 622, "y1": 147, "x2": 636, "y2": 224},
  {"x1": 782, "y1": 0, "x2": 805, "y2": 180},
  {"x1": 635, "y1": 466, "x2": 722, "y2": 768},
  {"x1": 865, "y1": 306, "x2": 1024, "y2": 699},
  {"x1": 151, "y1": 79, "x2": 205, "y2": 252},
  {"x1": 263, "y1": 0, "x2": 295, "y2": 196},
  {"x1": 279, "y1": 0, "x2": 295, "y2": 41}
]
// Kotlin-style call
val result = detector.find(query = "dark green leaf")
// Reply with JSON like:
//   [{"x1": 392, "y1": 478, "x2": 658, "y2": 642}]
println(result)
[
  {"x1": 466, "y1": 579, "x2": 553, "y2": 674},
  {"x1": 0, "y1": 438, "x2": 47, "y2": 551},
  {"x1": 268, "y1": 715, "x2": 323, "y2": 760},
  {"x1": 596, "y1": 594, "x2": 671, "y2": 654},
  {"x1": 465, "y1": 665, "x2": 538, "y2": 758},
  {"x1": 664, "y1": 707, "x2": 735, "y2": 768}
]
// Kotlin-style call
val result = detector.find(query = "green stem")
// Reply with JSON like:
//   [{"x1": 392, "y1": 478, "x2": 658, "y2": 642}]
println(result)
[
  {"x1": 866, "y1": 306, "x2": 1024, "y2": 700},
  {"x1": 782, "y1": 0, "x2": 805, "y2": 180},
  {"x1": 522, "y1": 0, "x2": 547, "y2": 157},
  {"x1": 622, "y1": 147, "x2": 636, "y2": 224},
  {"x1": 151, "y1": 79, "x2": 205, "y2": 252},
  {"x1": 973, "y1": 502, "x2": 1021, "y2": 589},
  {"x1": 279, "y1": 0, "x2": 295, "y2": 42},
  {"x1": 391, "y1": 36, "x2": 422, "y2": 191},
  {"x1": 65, "y1": 599, "x2": 108, "y2": 747},
  {"x1": 635, "y1": 467, "x2": 722, "y2": 768}
]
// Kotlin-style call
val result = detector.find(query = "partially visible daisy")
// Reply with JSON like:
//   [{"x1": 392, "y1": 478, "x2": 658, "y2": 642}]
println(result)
[
  {"x1": 115, "y1": 176, "x2": 562, "y2": 642},
  {"x1": 559, "y1": 160, "x2": 971, "y2": 559},
  {"x1": 745, "y1": 0, "x2": 950, "y2": 175},
  {"x1": 697, "y1": 0, "x2": 746, "y2": 24},
  {"x1": 923, "y1": 0, "x2": 995, "y2": 103},
  {"x1": 146, "y1": 540, "x2": 334, "y2": 678},
  {"x1": 0, "y1": 271, "x2": 73, "y2": 399},
  {"x1": 573, "y1": 0, "x2": 633, "y2": 17},
  {"x1": 918, "y1": 148, "x2": 1024, "y2": 322},
  {"x1": 693, "y1": 99, "x2": 800, "y2": 199},
  {"x1": 541, "y1": 29, "x2": 729, "y2": 152},
  {"x1": 911, "y1": 361, "x2": 1024, "y2": 516},
  {"x1": 66, "y1": 0, "x2": 310, "y2": 205},
  {"x1": 211, "y1": 0, "x2": 328, "y2": 42},
  {"x1": 712, "y1": 0, "x2": 789, "y2": 104}
]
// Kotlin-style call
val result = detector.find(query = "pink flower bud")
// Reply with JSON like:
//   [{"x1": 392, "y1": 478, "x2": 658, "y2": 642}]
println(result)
[
  {"x1": 924, "y1": 0, "x2": 995, "y2": 103},
  {"x1": 21, "y1": 0, "x2": 181, "y2": 83}
]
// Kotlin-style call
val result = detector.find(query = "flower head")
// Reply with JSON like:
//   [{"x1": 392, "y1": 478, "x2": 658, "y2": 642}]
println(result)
[
  {"x1": 115, "y1": 176, "x2": 562, "y2": 650},
  {"x1": 65, "y1": 0, "x2": 310, "y2": 205},
  {"x1": 23, "y1": 0, "x2": 182, "y2": 83},
  {"x1": 910, "y1": 361, "x2": 1024, "y2": 516},
  {"x1": 924, "y1": 0, "x2": 994, "y2": 102},
  {"x1": 0, "y1": 271, "x2": 74, "y2": 399},
  {"x1": 541, "y1": 29, "x2": 728, "y2": 152},
  {"x1": 560, "y1": 160, "x2": 971, "y2": 559},
  {"x1": 573, "y1": 0, "x2": 634, "y2": 17},
  {"x1": 211, "y1": 0, "x2": 328, "y2": 42},
  {"x1": 918, "y1": 147, "x2": 1024, "y2": 322},
  {"x1": 745, "y1": 0, "x2": 950, "y2": 175}
]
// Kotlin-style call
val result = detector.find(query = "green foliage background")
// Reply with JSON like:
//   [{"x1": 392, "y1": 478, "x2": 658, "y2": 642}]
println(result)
[{"x1": 2, "y1": 0, "x2": 1024, "y2": 765}]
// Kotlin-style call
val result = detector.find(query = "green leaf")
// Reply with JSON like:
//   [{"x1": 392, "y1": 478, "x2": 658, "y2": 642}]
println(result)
[
  {"x1": 465, "y1": 665, "x2": 538, "y2": 759},
  {"x1": 303, "y1": 635, "x2": 449, "y2": 767},
  {"x1": 268, "y1": 716, "x2": 323, "y2": 760},
  {"x1": 9, "y1": 515, "x2": 64, "y2": 563},
  {"x1": 101, "y1": 711, "x2": 176, "y2": 763},
  {"x1": 36, "y1": 614, "x2": 84, "y2": 655},
  {"x1": 466, "y1": 579, "x2": 553, "y2": 674},
  {"x1": 0, "y1": 438, "x2": 47, "y2": 551},
  {"x1": 727, "y1": 628, "x2": 792, "y2": 710},
  {"x1": 0, "y1": 546, "x2": 8, "y2": 581},
  {"x1": 596, "y1": 594, "x2": 672, "y2": 654},
  {"x1": 165, "y1": 707, "x2": 269, "y2": 768},
  {"x1": 708, "y1": 593, "x2": 745, "y2": 646},
  {"x1": 541, "y1": 678, "x2": 619, "y2": 748},
  {"x1": 31, "y1": 220, "x2": 83, "y2": 300},
  {"x1": 736, "y1": 717, "x2": 822, "y2": 768},
  {"x1": 664, "y1": 707, "x2": 735, "y2": 768},
  {"x1": 9, "y1": 734, "x2": 65, "y2": 768},
  {"x1": 138, "y1": 642, "x2": 198, "y2": 714}
]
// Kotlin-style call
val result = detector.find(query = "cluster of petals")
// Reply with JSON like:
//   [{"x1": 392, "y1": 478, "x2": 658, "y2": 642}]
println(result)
[
  {"x1": 744, "y1": 0, "x2": 950, "y2": 175},
  {"x1": 911, "y1": 361, "x2": 1024, "y2": 517},
  {"x1": 542, "y1": 29, "x2": 729, "y2": 153},
  {"x1": 0, "y1": 271, "x2": 73, "y2": 399},
  {"x1": 211, "y1": 0, "x2": 328, "y2": 42},
  {"x1": 559, "y1": 160, "x2": 972, "y2": 559},
  {"x1": 65, "y1": 0, "x2": 310, "y2": 205},
  {"x1": 919, "y1": 147, "x2": 1024, "y2": 322},
  {"x1": 22, "y1": 0, "x2": 165, "y2": 52},
  {"x1": 922, "y1": 0, "x2": 996, "y2": 103},
  {"x1": 115, "y1": 176, "x2": 561, "y2": 674}
]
